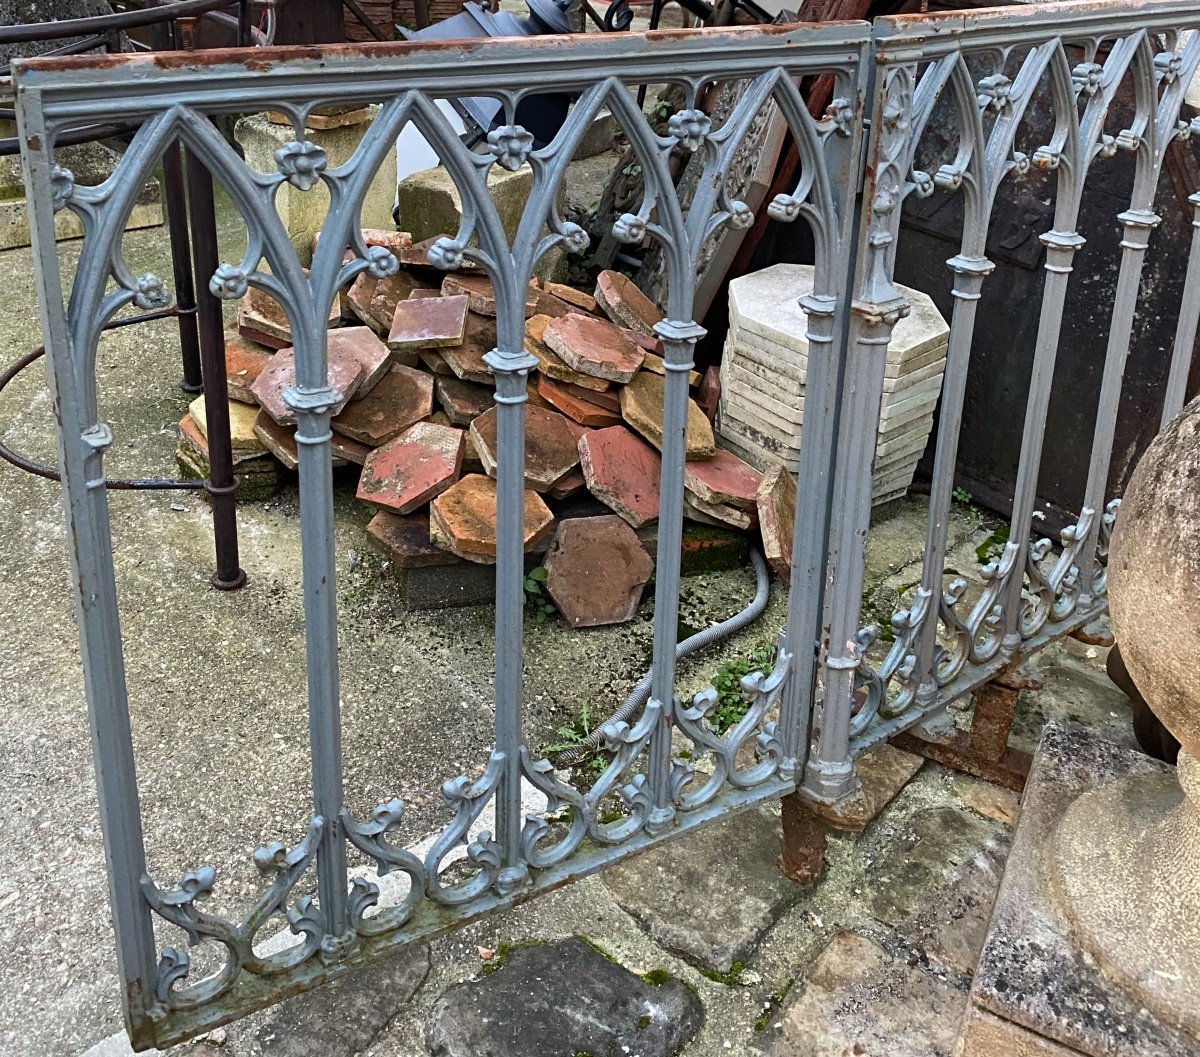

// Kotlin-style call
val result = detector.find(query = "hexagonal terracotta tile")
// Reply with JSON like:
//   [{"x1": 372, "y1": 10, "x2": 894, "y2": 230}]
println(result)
[
  {"x1": 429, "y1": 474, "x2": 554, "y2": 564},
  {"x1": 356, "y1": 420, "x2": 464, "y2": 514},
  {"x1": 543, "y1": 313, "x2": 645, "y2": 384},
  {"x1": 249, "y1": 348, "x2": 366, "y2": 426},
  {"x1": 469, "y1": 405, "x2": 580, "y2": 492},
  {"x1": 579, "y1": 426, "x2": 661, "y2": 527},
  {"x1": 544, "y1": 515, "x2": 654, "y2": 627},
  {"x1": 332, "y1": 363, "x2": 434, "y2": 447},
  {"x1": 684, "y1": 449, "x2": 763, "y2": 510}
]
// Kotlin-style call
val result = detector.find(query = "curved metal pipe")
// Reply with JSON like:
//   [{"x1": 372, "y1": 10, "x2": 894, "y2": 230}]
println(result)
[{"x1": 552, "y1": 546, "x2": 773, "y2": 767}]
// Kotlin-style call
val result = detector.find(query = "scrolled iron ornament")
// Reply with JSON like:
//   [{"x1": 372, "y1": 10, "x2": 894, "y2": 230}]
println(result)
[
  {"x1": 1072, "y1": 61, "x2": 1104, "y2": 96},
  {"x1": 976, "y1": 73, "x2": 1013, "y2": 112},
  {"x1": 767, "y1": 192, "x2": 803, "y2": 222}
]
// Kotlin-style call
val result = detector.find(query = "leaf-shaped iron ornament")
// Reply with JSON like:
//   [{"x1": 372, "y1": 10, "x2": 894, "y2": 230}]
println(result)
[
  {"x1": 275, "y1": 140, "x2": 328, "y2": 191},
  {"x1": 611, "y1": 212, "x2": 647, "y2": 245},
  {"x1": 487, "y1": 124, "x2": 535, "y2": 172},
  {"x1": 667, "y1": 109, "x2": 712, "y2": 153},
  {"x1": 210, "y1": 262, "x2": 249, "y2": 300},
  {"x1": 50, "y1": 165, "x2": 75, "y2": 212}
]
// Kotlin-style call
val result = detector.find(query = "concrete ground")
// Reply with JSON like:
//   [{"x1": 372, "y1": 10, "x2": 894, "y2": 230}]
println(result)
[{"x1": 0, "y1": 198, "x2": 1140, "y2": 1057}]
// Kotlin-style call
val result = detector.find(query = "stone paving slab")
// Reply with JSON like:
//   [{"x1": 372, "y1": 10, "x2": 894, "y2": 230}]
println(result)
[
  {"x1": 187, "y1": 396, "x2": 268, "y2": 461},
  {"x1": 603, "y1": 804, "x2": 802, "y2": 975},
  {"x1": 425, "y1": 939, "x2": 703, "y2": 1057},
  {"x1": 768, "y1": 932, "x2": 966, "y2": 1057},
  {"x1": 756, "y1": 465, "x2": 796, "y2": 583}
]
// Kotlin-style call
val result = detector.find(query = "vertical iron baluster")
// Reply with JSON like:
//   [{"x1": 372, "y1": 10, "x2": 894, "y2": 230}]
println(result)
[
  {"x1": 1162, "y1": 191, "x2": 1200, "y2": 425},
  {"x1": 1000, "y1": 227, "x2": 1085, "y2": 648},
  {"x1": 286, "y1": 286, "x2": 348, "y2": 942},
  {"x1": 646, "y1": 318, "x2": 705, "y2": 832},
  {"x1": 1075, "y1": 207, "x2": 1160, "y2": 608},
  {"x1": 17, "y1": 103, "x2": 159, "y2": 1046}
]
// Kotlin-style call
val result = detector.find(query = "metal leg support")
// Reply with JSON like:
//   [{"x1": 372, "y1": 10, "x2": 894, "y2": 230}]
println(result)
[
  {"x1": 185, "y1": 149, "x2": 245, "y2": 590},
  {"x1": 892, "y1": 664, "x2": 1041, "y2": 792}
]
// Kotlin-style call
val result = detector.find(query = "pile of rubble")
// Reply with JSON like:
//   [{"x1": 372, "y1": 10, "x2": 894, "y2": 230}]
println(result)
[{"x1": 176, "y1": 230, "x2": 799, "y2": 624}]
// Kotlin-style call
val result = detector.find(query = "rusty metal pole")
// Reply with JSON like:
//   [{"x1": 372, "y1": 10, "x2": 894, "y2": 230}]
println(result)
[{"x1": 185, "y1": 149, "x2": 246, "y2": 590}]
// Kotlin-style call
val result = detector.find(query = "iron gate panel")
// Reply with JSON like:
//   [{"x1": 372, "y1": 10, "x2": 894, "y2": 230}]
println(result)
[
  {"x1": 14, "y1": 23, "x2": 872, "y2": 1049},
  {"x1": 10, "y1": 1, "x2": 1200, "y2": 1049}
]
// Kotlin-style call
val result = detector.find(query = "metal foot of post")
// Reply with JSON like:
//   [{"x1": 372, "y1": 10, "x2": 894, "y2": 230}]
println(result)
[
  {"x1": 892, "y1": 664, "x2": 1040, "y2": 792},
  {"x1": 778, "y1": 791, "x2": 830, "y2": 885}
]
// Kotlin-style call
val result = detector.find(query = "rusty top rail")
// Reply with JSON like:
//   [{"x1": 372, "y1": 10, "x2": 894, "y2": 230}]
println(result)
[{"x1": 0, "y1": 0, "x2": 251, "y2": 45}]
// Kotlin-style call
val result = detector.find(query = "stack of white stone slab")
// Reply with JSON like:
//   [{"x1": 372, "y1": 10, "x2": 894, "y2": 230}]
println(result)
[{"x1": 718, "y1": 263, "x2": 949, "y2": 505}]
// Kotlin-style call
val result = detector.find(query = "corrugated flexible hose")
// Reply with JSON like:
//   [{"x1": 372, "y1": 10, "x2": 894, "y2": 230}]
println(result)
[{"x1": 551, "y1": 546, "x2": 772, "y2": 768}]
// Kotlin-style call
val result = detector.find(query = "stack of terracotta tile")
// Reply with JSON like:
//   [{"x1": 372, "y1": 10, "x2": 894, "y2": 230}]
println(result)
[{"x1": 179, "y1": 230, "x2": 779, "y2": 623}]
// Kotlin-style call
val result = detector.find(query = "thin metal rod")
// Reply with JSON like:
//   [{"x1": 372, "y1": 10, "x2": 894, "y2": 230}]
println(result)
[
  {"x1": 184, "y1": 149, "x2": 245, "y2": 590},
  {"x1": 162, "y1": 141, "x2": 203, "y2": 392}
]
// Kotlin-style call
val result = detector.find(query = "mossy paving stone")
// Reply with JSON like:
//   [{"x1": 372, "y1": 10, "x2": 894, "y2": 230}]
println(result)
[
  {"x1": 425, "y1": 938, "x2": 703, "y2": 1057},
  {"x1": 602, "y1": 803, "x2": 803, "y2": 975},
  {"x1": 356, "y1": 421, "x2": 464, "y2": 515}
]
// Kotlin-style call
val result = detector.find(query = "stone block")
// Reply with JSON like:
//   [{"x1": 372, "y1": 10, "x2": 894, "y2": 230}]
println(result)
[
  {"x1": 621, "y1": 370, "x2": 716, "y2": 460},
  {"x1": 543, "y1": 515, "x2": 654, "y2": 627},
  {"x1": 429, "y1": 474, "x2": 554, "y2": 564},
  {"x1": 960, "y1": 725, "x2": 1197, "y2": 1057},
  {"x1": 175, "y1": 440, "x2": 279, "y2": 503},
  {"x1": 331, "y1": 362, "x2": 433, "y2": 446},
  {"x1": 0, "y1": 139, "x2": 161, "y2": 252},
  {"x1": 397, "y1": 163, "x2": 533, "y2": 244},
  {"x1": 578, "y1": 425, "x2": 661, "y2": 527},
  {"x1": 235, "y1": 109, "x2": 398, "y2": 260}
]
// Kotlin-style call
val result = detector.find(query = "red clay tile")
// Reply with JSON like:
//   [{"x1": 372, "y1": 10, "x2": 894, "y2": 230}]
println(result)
[
  {"x1": 223, "y1": 332, "x2": 272, "y2": 404},
  {"x1": 328, "y1": 326, "x2": 392, "y2": 397},
  {"x1": 469, "y1": 404, "x2": 580, "y2": 492},
  {"x1": 543, "y1": 313, "x2": 645, "y2": 383},
  {"x1": 249, "y1": 348, "x2": 366, "y2": 426},
  {"x1": 595, "y1": 270, "x2": 662, "y2": 336},
  {"x1": 387, "y1": 293, "x2": 469, "y2": 352},
  {"x1": 536, "y1": 377, "x2": 623, "y2": 428},
  {"x1": 684, "y1": 448, "x2": 762, "y2": 510},
  {"x1": 544, "y1": 515, "x2": 655, "y2": 627},
  {"x1": 429, "y1": 474, "x2": 554, "y2": 563},
  {"x1": 436, "y1": 376, "x2": 494, "y2": 426},
  {"x1": 356, "y1": 420, "x2": 465, "y2": 514},
  {"x1": 579, "y1": 426, "x2": 661, "y2": 527},
  {"x1": 756, "y1": 465, "x2": 796, "y2": 583},
  {"x1": 332, "y1": 363, "x2": 434, "y2": 446}
]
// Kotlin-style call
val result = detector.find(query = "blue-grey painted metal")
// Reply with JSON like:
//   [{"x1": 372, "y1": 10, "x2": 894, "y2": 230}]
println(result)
[
  {"x1": 12, "y1": 1, "x2": 1200, "y2": 1049},
  {"x1": 14, "y1": 22, "x2": 870, "y2": 1050},
  {"x1": 810, "y1": 1, "x2": 1200, "y2": 799}
]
